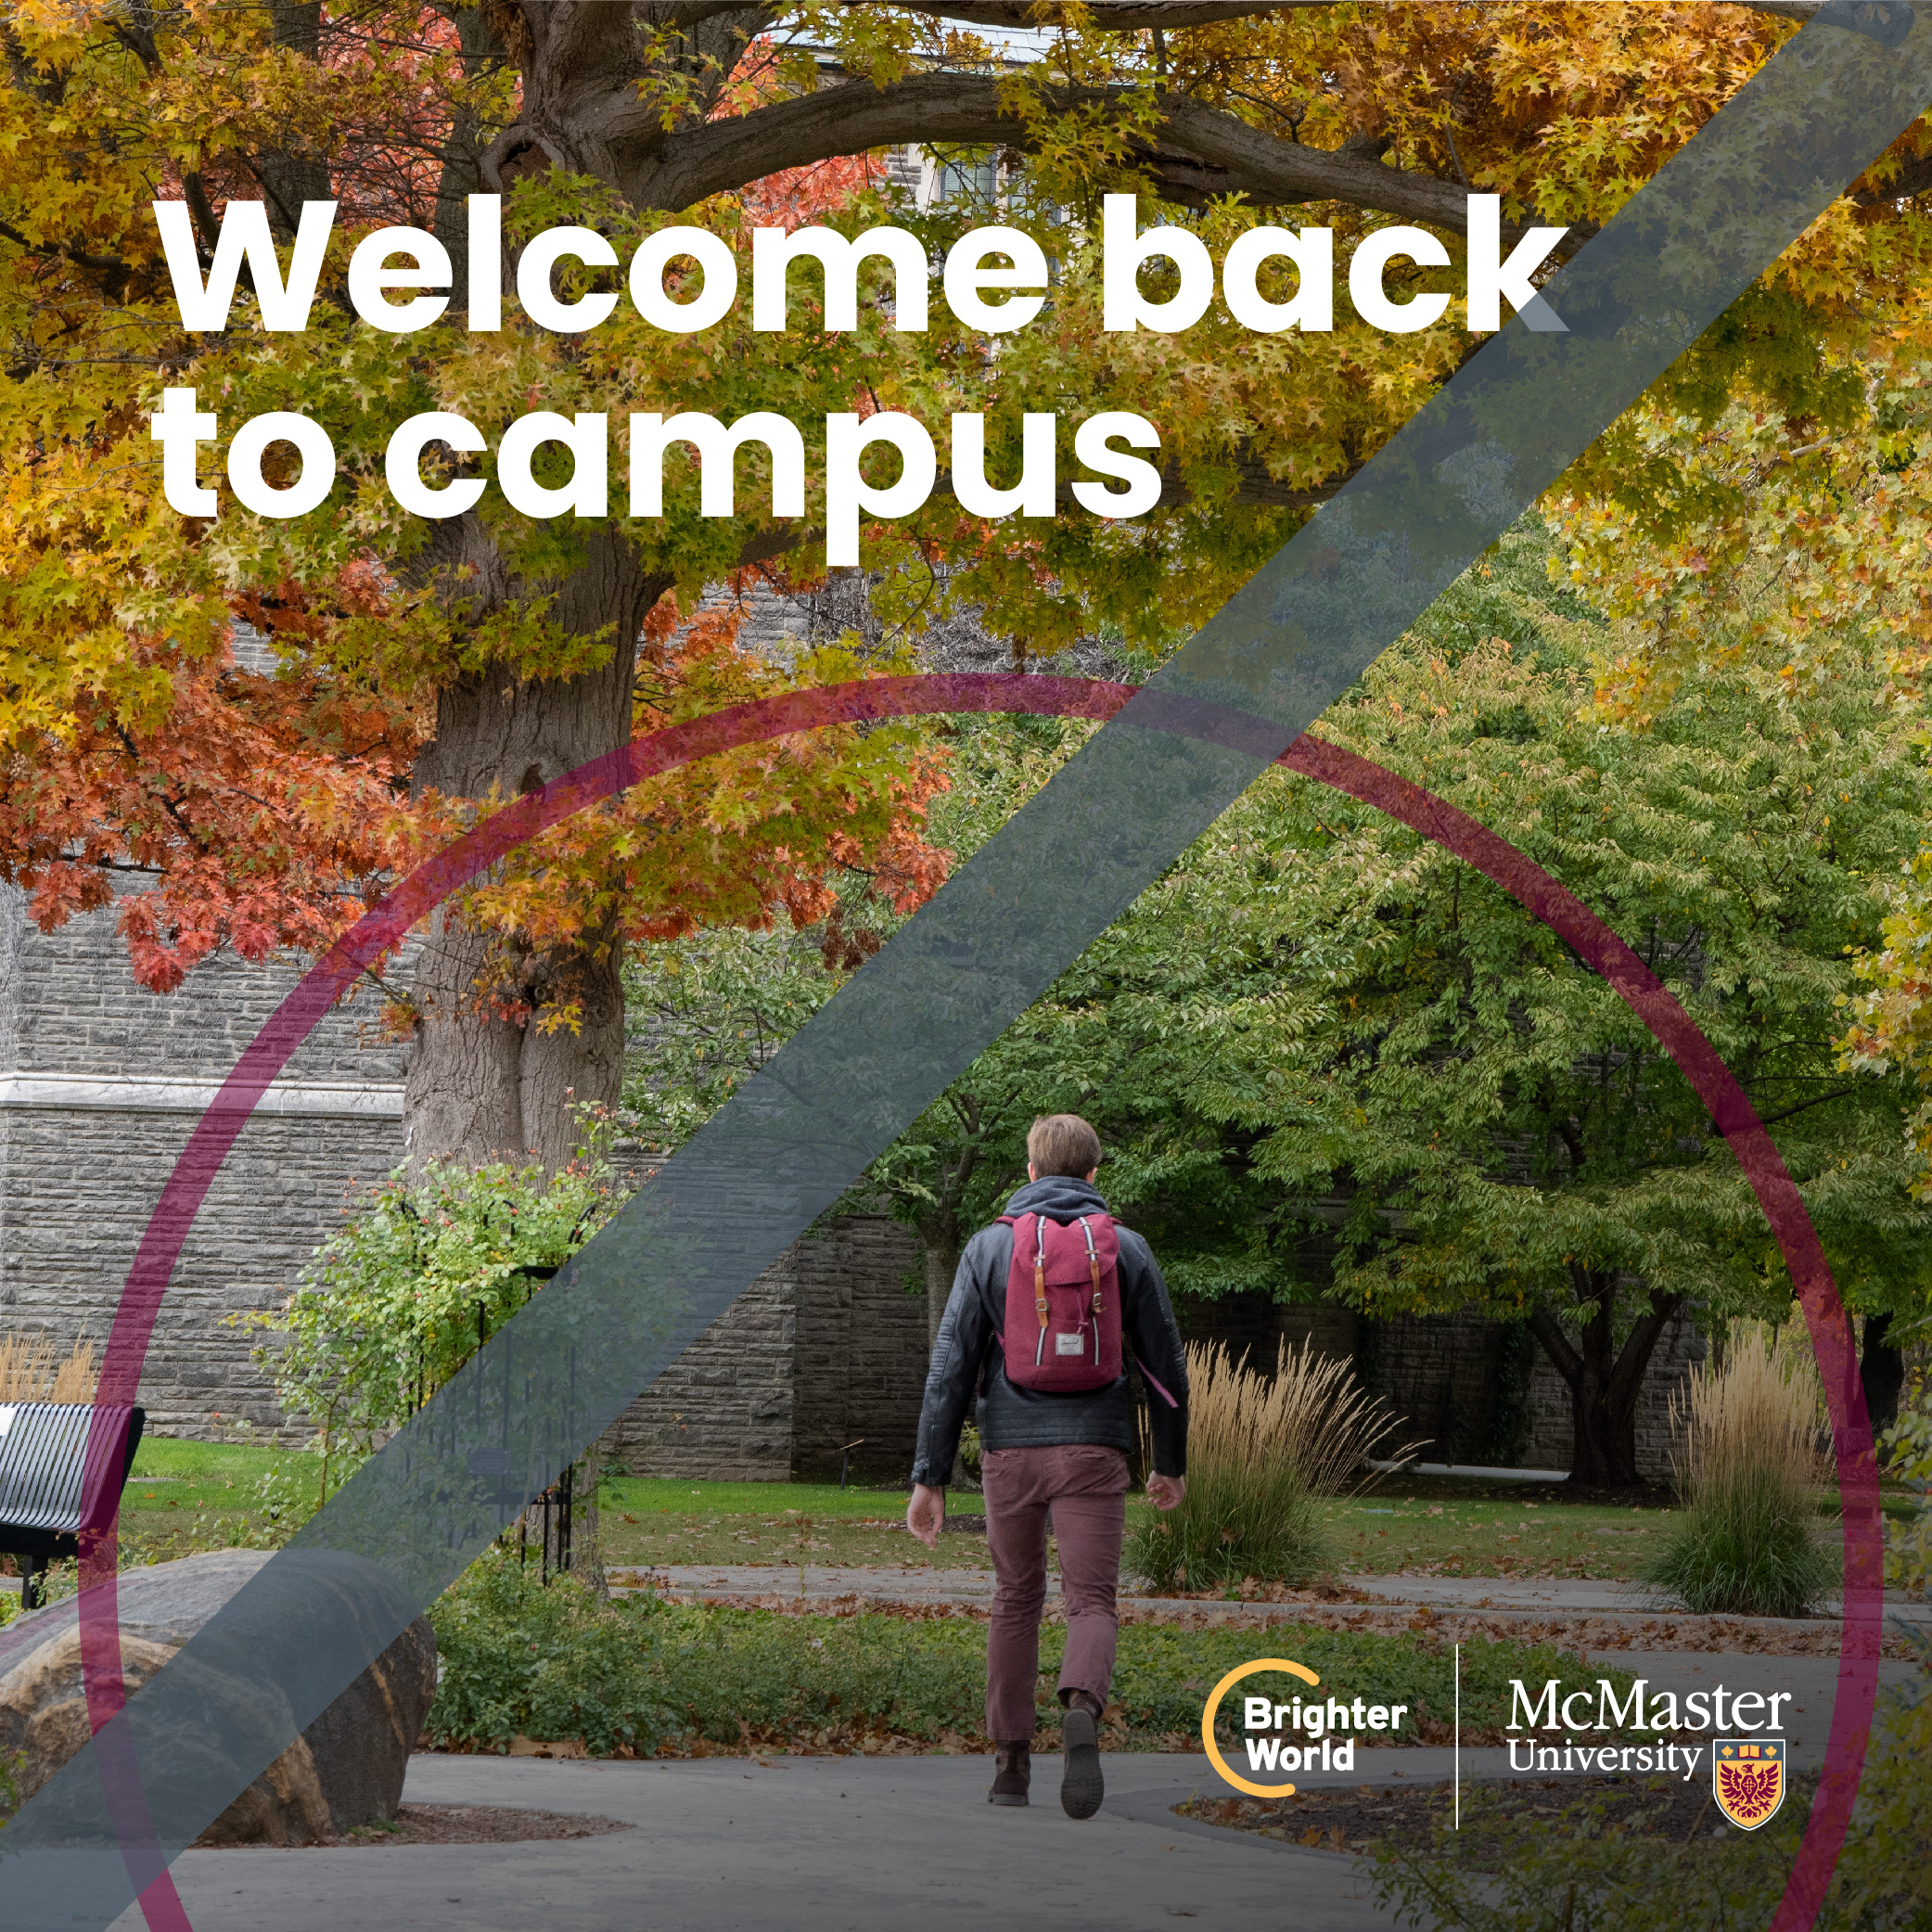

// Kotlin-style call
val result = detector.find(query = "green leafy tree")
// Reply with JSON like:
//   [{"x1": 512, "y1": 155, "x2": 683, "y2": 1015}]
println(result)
[
  {"x1": 1121, "y1": 543, "x2": 1932, "y2": 1484},
  {"x1": 1533, "y1": 323, "x2": 1932, "y2": 1435},
  {"x1": 621, "y1": 529, "x2": 1932, "y2": 1484}
]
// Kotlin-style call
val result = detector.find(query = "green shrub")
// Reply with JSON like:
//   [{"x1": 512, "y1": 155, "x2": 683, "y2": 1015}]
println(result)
[
  {"x1": 1643, "y1": 1324, "x2": 1835, "y2": 1618},
  {"x1": 1127, "y1": 1337, "x2": 1408, "y2": 1592},
  {"x1": 427, "y1": 1549, "x2": 671, "y2": 1758},
  {"x1": 1128, "y1": 1452, "x2": 1321, "y2": 1594},
  {"x1": 1828, "y1": 1648, "x2": 1932, "y2": 1932},
  {"x1": 1642, "y1": 1456, "x2": 1837, "y2": 1617},
  {"x1": 653, "y1": 1606, "x2": 988, "y2": 1745},
  {"x1": 241, "y1": 1140, "x2": 620, "y2": 1506},
  {"x1": 1884, "y1": 1367, "x2": 1932, "y2": 1597},
  {"x1": 424, "y1": 1567, "x2": 1627, "y2": 1755}
]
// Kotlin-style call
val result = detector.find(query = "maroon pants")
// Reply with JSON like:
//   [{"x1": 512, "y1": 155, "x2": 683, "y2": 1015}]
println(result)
[{"x1": 980, "y1": 1443, "x2": 1131, "y2": 1742}]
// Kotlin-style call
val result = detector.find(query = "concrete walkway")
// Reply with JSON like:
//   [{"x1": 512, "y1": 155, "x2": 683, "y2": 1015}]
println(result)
[
  {"x1": 134, "y1": 1568, "x2": 1908, "y2": 1930},
  {"x1": 122, "y1": 1683, "x2": 1930, "y2": 1932},
  {"x1": 114, "y1": 1654, "x2": 1925, "y2": 1932},
  {"x1": 1343, "y1": 1572, "x2": 1927, "y2": 1622},
  {"x1": 127, "y1": 1751, "x2": 1417, "y2": 1932}
]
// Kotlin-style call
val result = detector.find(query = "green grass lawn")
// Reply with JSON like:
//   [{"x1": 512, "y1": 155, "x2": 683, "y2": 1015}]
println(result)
[
  {"x1": 597, "y1": 1475, "x2": 991, "y2": 1570},
  {"x1": 109, "y1": 1437, "x2": 291, "y2": 1564},
  {"x1": 129, "y1": 1438, "x2": 287, "y2": 1483},
  {"x1": 92, "y1": 1443, "x2": 1923, "y2": 1589},
  {"x1": 596, "y1": 1487, "x2": 1686, "y2": 1580},
  {"x1": 1316, "y1": 1494, "x2": 1671, "y2": 1581}
]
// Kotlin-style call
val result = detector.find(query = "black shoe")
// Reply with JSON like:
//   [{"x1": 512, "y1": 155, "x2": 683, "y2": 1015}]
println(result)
[
  {"x1": 989, "y1": 1739, "x2": 1030, "y2": 1807},
  {"x1": 1060, "y1": 1696, "x2": 1104, "y2": 1819}
]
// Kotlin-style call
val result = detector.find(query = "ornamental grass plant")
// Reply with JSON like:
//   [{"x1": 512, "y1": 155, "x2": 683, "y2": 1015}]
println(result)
[
  {"x1": 0, "y1": 1332, "x2": 96, "y2": 1403},
  {"x1": 1643, "y1": 1322, "x2": 1835, "y2": 1619},
  {"x1": 1126, "y1": 1337, "x2": 1410, "y2": 1593}
]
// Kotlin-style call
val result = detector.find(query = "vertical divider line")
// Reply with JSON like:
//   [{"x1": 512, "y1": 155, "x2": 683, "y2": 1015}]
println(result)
[{"x1": 1454, "y1": 1643, "x2": 1462, "y2": 1830}]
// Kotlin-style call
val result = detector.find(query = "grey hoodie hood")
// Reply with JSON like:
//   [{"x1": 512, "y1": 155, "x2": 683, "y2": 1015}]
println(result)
[{"x1": 1002, "y1": 1175, "x2": 1107, "y2": 1224}]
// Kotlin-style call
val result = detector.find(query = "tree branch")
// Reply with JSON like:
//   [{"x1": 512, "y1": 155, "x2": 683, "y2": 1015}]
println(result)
[
  {"x1": 1606, "y1": 1289, "x2": 1684, "y2": 1415},
  {"x1": 1854, "y1": 149, "x2": 1932, "y2": 205},
  {"x1": 1728, "y1": 1085, "x2": 1862, "y2": 1130},
  {"x1": 891, "y1": 3, "x2": 1315, "y2": 24},
  {"x1": 492, "y1": 63, "x2": 1567, "y2": 241},
  {"x1": 1526, "y1": 1301, "x2": 1583, "y2": 1392},
  {"x1": 0, "y1": 219, "x2": 134, "y2": 296}
]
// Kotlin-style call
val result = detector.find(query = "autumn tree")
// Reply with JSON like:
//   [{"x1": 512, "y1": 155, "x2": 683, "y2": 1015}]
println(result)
[
  {"x1": 621, "y1": 710, "x2": 1110, "y2": 1341},
  {"x1": 6, "y1": 0, "x2": 1931, "y2": 1175}
]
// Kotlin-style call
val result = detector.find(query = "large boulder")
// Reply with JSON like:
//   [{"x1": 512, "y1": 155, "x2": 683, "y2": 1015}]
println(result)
[{"x1": 0, "y1": 1549, "x2": 436, "y2": 1845}]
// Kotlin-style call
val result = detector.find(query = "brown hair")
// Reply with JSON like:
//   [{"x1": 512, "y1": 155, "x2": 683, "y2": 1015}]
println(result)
[{"x1": 1027, "y1": 1114, "x2": 1103, "y2": 1178}]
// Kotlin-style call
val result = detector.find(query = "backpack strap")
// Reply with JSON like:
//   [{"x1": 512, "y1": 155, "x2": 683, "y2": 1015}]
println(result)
[
  {"x1": 1077, "y1": 1216, "x2": 1103, "y2": 1315},
  {"x1": 1031, "y1": 1216, "x2": 1049, "y2": 1365},
  {"x1": 1076, "y1": 1217, "x2": 1106, "y2": 1367}
]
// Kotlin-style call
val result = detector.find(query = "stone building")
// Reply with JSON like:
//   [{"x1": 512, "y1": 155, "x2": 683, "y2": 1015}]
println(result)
[
  {"x1": 0, "y1": 881, "x2": 408, "y2": 1439},
  {"x1": 2, "y1": 873, "x2": 1703, "y2": 1480}
]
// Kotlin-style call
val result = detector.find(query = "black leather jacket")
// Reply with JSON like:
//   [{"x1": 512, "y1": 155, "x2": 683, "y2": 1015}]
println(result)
[{"x1": 910, "y1": 1176, "x2": 1190, "y2": 1487}]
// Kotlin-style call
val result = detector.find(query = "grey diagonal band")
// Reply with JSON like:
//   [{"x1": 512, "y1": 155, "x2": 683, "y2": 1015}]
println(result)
[{"x1": 5, "y1": 5, "x2": 1929, "y2": 1921}]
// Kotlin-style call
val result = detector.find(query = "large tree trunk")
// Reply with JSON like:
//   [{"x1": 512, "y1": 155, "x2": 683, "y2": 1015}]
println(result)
[
  {"x1": 923, "y1": 1235, "x2": 960, "y2": 1354},
  {"x1": 915, "y1": 1119, "x2": 982, "y2": 1349},
  {"x1": 259, "y1": 4, "x2": 333, "y2": 234},
  {"x1": 914, "y1": 1123, "x2": 984, "y2": 1486},
  {"x1": 429, "y1": 6, "x2": 505, "y2": 323},
  {"x1": 1527, "y1": 1273, "x2": 1684, "y2": 1489},
  {"x1": 398, "y1": 5, "x2": 648, "y2": 1175},
  {"x1": 1861, "y1": 1311, "x2": 1907, "y2": 1450},
  {"x1": 403, "y1": 529, "x2": 670, "y2": 1171}
]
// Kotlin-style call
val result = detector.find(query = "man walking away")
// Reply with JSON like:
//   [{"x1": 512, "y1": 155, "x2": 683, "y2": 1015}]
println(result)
[{"x1": 906, "y1": 1114, "x2": 1189, "y2": 1818}]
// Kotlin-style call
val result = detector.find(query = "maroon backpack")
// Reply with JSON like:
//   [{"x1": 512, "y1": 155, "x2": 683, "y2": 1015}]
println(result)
[{"x1": 995, "y1": 1209, "x2": 1123, "y2": 1392}]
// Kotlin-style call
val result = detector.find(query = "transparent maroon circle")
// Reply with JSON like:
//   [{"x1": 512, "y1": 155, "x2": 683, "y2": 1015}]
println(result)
[{"x1": 65, "y1": 675, "x2": 1881, "y2": 1931}]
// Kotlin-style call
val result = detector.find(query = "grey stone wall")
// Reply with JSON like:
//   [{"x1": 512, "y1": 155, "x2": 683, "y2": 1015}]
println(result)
[
  {"x1": 606, "y1": 1263, "x2": 798, "y2": 1481},
  {"x1": 1, "y1": 1099, "x2": 403, "y2": 1438},
  {"x1": 0, "y1": 883, "x2": 407, "y2": 1440},
  {"x1": 2, "y1": 885, "x2": 933, "y2": 1473},
  {"x1": 1364, "y1": 1312, "x2": 1532, "y2": 1467},
  {"x1": 1173, "y1": 1291, "x2": 1360, "y2": 1375},
  {"x1": 1168, "y1": 1280, "x2": 1705, "y2": 1481},
  {"x1": 789, "y1": 1217, "x2": 927, "y2": 1478},
  {"x1": 605, "y1": 1217, "x2": 928, "y2": 1482}
]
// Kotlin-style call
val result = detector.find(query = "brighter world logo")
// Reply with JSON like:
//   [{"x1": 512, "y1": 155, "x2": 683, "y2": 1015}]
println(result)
[{"x1": 1200, "y1": 1657, "x2": 1413, "y2": 1798}]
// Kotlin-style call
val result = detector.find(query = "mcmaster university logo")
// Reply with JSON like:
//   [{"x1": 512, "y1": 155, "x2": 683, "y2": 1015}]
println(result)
[{"x1": 1713, "y1": 1739, "x2": 1787, "y2": 1830}]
